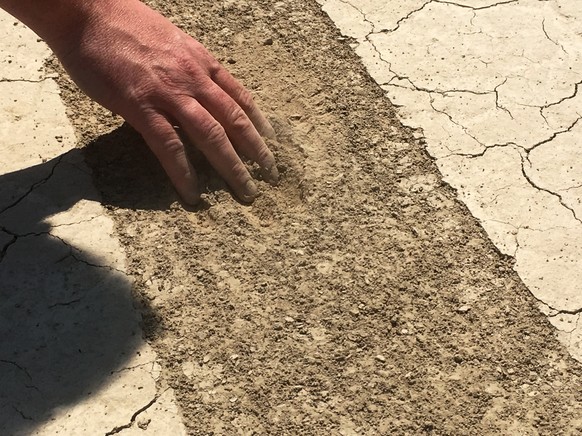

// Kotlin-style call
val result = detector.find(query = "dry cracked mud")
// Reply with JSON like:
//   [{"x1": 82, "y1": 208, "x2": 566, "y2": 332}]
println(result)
[{"x1": 50, "y1": 0, "x2": 582, "y2": 434}]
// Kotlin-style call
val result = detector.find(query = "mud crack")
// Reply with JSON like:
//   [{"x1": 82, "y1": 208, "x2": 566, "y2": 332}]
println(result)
[
  {"x1": 104, "y1": 392, "x2": 161, "y2": 435},
  {"x1": 542, "y1": 79, "x2": 582, "y2": 111},
  {"x1": 0, "y1": 359, "x2": 33, "y2": 381},
  {"x1": 0, "y1": 154, "x2": 64, "y2": 216},
  {"x1": 520, "y1": 152, "x2": 582, "y2": 225},
  {"x1": 0, "y1": 77, "x2": 52, "y2": 84},
  {"x1": 541, "y1": 18, "x2": 567, "y2": 54},
  {"x1": 0, "y1": 230, "x2": 17, "y2": 263},
  {"x1": 337, "y1": 0, "x2": 375, "y2": 33},
  {"x1": 11, "y1": 406, "x2": 34, "y2": 422},
  {"x1": 526, "y1": 116, "x2": 581, "y2": 152},
  {"x1": 367, "y1": 0, "x2": 517, "y2": 35},
  {"x1": 549, "y1": 313, "x2": 580, "y2": 333},
  {"x1": 48, "y1": 298, "x2": 82, "y2": 308},
  {"x1": 109, "y1": 361, "x2": 157, "y2": 375},
  {"x1": 435, "y1": 0, "x2": 518, "y2": 11},
  {"x1": 379, "y1": 1, "x2": 433, "y2": 34},
  {"x1": 516, "y1": 117, "x2": 582, "y2": 223},
  {"x1": 0, "y1": 230, "x2": 125, "y2": 273},
  {"x1": 536, "y1": 299, "x2": 582, "y2": 317},
  {"x1": 48, "y1": 233, "x2": 126, "y2": 274}
]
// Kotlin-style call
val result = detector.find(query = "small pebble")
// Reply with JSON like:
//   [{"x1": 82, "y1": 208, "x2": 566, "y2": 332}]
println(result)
[
  {"x1": 375, "y1": 355, "x2": 386, "y2": 363},
  {"x1": 136, "y1": 417, "x2": 151, "y2": 430},
  {"x1": 456, "y1": 305, "x2": 471, "y2": 314}
]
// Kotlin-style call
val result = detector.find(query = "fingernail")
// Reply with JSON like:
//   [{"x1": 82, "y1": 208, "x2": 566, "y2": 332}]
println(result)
[
  {"x1": 182, "y1": 190, "x2": 200, "y2": 206},
  {"x1": 264, "y1": 165, "x2": 279, "y2": 185},
  {"x1": 241, "y1": 180, "x2": 258, "y2": 202},
  {"x1": 263, "y1": 124, "x2": 277, "y2": 139},
  {"x1": 180, "y1": 181, "x2": 201, "y2": 205},
  {"x1": 258, "y1": 118, "x2": 277, "y2": 139}
]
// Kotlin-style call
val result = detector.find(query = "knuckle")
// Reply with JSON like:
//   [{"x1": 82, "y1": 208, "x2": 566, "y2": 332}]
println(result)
[
  {"x1": 229, "y1": 161, "x2": 248, "y2": 180},
  {"x1": 230, "y1": 107, "x2": 250, "y2": 130},
  {"x1": 161, "y1": 138, "x2": 185, "y2": 155},
  {"x1": 207, "y1": 59, "x2": 223, "y2": 80},
  {"x1": 148, "y1": 136, "x2": 185, "y2": 162},
  {"x1": 200, "y1": 120, "x2": 227, "y2": 146},
  {"x1": 174, "y1": 53, "x2": 192, "y2": 72},
  {"x1": 236, "y1": 89, "x2": 255, "y2": 112}
]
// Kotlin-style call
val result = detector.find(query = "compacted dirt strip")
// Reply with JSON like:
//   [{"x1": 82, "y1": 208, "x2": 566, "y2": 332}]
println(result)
[{"x1": 52, "y1": 0, "x2": 582, "y2": 434}]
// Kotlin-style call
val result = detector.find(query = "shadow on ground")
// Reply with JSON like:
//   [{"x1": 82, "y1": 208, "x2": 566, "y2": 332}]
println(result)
[
  {"x1": 0, "y1": 127, "x2": 166, "y2": 434},
  {"x1": 83, "y1": 122, "x2": 228, "y2": 211},
  {"x1": 83, "y1": 123, "x2": 178, "y2": 211}
]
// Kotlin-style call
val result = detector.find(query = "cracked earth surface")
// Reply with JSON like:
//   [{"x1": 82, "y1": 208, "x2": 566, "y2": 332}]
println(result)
[
  {"x1": 3, "y1": 0, "x2": 582, "y2": 434},
  {"x1": 0, "y1": 12, "x2": 186, "y2": 436},
  {"x1": 318, "y1": 0, "x2": 582, "y2": 361}
]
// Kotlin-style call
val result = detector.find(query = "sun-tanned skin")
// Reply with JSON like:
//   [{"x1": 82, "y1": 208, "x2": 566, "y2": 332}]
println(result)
[{"x1": 0, "y1": 0, "x2": 278, "y2": 204}]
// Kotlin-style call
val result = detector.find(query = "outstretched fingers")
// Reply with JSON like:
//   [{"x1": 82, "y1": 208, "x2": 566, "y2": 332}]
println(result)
[
  {"x1": 173, "y1": 98, "x2": 259, "y2": 203},
  {"x1": 137, "y1": 111, "x2": 200, "y2": 205},
  {"x1": 199, "y1": 81, "x2": 279, "y2": 184},
  {"x1": 132, "y1": 57, "x2": 279, "y2": 204},
  {"x1": 211, "y1": 67, "x2": 277, "y2": 140}
]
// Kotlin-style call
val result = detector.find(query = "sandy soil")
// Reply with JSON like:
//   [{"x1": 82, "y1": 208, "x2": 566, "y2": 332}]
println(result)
[{"x1": 52, "y1": 0, "x2": 582, "y2": 434}]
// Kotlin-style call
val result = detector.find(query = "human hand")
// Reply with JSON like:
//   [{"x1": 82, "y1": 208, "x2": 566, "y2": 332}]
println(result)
[{"x1": 52, "y1": 0, "x2": 278, "y2": 204}]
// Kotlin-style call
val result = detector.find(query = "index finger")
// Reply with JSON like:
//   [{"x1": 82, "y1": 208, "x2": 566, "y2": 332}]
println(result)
[
  {"x1": 172, "y1": 97, "x2": 259, "y2": 203},
  {"x1": 135, "y1": 111, "x2": 201, "y2": 205},
  {"x1": 198, "y1": 82, "x2": 278, "y2": 185},
  {"x1": 211, "y1": 67, "x2": 277, "y2": 140}
]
